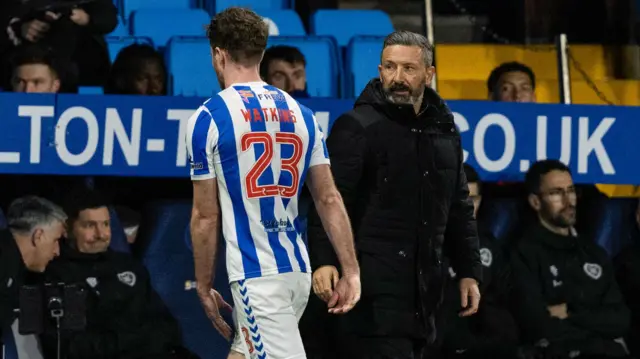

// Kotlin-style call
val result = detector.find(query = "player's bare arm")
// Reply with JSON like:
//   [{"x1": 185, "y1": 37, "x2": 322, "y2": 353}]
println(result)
[
  {"x1": 307, "y1": 164, "x2": 361, "y2": 314},
  {"x1": 191, "y1": 179, "x2": 233, "y2": 340}
]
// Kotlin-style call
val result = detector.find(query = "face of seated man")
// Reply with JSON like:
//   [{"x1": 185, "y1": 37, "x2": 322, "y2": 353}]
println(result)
[
  {"x1": 12, "y1": 63, "x2": 60, "y2": 93},
  {"x1": 70, "y1": 207, "x2": 111, "y2": 254}
]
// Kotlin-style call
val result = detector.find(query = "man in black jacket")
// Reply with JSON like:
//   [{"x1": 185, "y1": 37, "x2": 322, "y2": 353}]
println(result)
[
  {"x1": 510, "y1": 160, "x2": 630, "y2": 358},
  {"x1": 306, "y1": 30, "x2": 482, "y2": 359},
  {"x1": 0, "y1": 0, "x2": 117, "y2": 90},
  {"x1": 439, "y1": 164, "x2": 521, "y2": 358},
  {"x1": 41, "y1": 188, "x2": 191, "y2": 359},
  {"x1": 0, "y1": 196, "x2": 66, "y2": 344}
]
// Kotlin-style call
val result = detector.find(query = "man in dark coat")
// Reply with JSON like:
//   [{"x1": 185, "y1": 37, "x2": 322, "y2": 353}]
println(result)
[{"x1": 305, "y1": 30, "x2": 482, "y2": 359}]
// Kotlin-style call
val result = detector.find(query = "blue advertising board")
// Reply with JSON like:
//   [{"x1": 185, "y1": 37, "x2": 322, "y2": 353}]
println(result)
[{"x1": 0, "y1": 93, "x2": 636, "y2": 184}]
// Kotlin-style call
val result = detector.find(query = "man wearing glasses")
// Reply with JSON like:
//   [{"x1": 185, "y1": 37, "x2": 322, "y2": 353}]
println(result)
[{"x1": 509, "y1": 159, "x2": 631, "y2": 359}]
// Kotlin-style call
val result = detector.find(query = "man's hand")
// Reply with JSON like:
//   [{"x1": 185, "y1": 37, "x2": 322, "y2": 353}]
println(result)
[
  {"x1": 70, "y1": 9, "x2": 90, "y2": 26},
  {"x1": 547, "y1": 303, "x2": 568, "y2": 320},
  {"x1": 313, "y1": 265, "x2": 339, "y2": 302},
  {"x1": 459, "y1": 277, "x2": 480, "y2": 317},
  {"x1": 197, "y1": 287, "x2": 233, "y2": 340},
  {"x1": 327, "y1": 273, "x2": 361, "y2": 314}
]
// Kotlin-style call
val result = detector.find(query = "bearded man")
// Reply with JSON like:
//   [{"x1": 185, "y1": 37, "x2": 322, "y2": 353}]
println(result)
[{"x1": 303, "y1": 30, "x2": 482, "y2": 359}]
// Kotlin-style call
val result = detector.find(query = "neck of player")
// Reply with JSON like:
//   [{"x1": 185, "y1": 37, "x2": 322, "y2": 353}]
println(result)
[{"x1": 224, "y1": 64, "x2": 262, "y2": 88}]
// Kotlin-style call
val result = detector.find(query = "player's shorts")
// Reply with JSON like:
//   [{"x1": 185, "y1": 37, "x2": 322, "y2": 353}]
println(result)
[{"x1": 230, "y1": 271, "x2": 312, "y2": 359}]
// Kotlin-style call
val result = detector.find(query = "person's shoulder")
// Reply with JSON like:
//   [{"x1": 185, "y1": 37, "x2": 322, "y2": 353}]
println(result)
[{"x1": 108, "y1": 251, "x2": 146, "y2": 273}]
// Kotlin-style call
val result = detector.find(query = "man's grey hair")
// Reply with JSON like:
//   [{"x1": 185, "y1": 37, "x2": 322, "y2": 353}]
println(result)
[
  {"x1": 382, "y1": 30, "x2": 434, "y2": 67},
  {"x1": 7, "y1": 196, "x2": 67, "y2": 235}
]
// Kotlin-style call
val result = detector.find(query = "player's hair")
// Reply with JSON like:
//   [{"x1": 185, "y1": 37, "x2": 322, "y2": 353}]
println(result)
[
  {"x1": 382, "y1": 31, "x2": 433, "y2": 67},
  {"x1": 487, "y1": 62, "x2": 536, "y2": 93},
  {"x1": 463, "y1": 164, "x2": 481, "y2": 194},
  {"x1": 524, "y1": 160, "x2": 571, "y2": 195},
  {"x1": 206, "y1": 7, "x2": 269, "y2": 66},
  {"x1": 259, "y1": 45, "x2": 306, "y2": 80}
]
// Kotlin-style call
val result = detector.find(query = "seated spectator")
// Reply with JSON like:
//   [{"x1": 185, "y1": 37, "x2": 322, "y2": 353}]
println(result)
[
  {"x1": 614, "y1": 199, "x2": 640, "y2": 357},
  {"x1": 260, "y1": 45, "x2": 308, "y2": 97},
  {"x1": 41, "y1": 187, "x2": 195, "y2": 359},
  {"x1": 114, "y1": 205, "x2": 141, "y2": 245},
  {"x1": 487, "y1": 62, "x2": 536, "y2": 103},
  {"x1": 105, "y1": 44, "x2": 167, "y2": 96},
  {"x1": 439, "y1": 164, "x2": 521, "y2": 359},
  {"x1": 9, "y1": 44, "x2": 60, "y2": 93},
  {"x1": 0, "y1": 196, "x2": 66, "y2": 340},
  {"x1": 510, "y1": 160, "x2": 630, "y2": 358},
  {"x1": 0, "y1": 0, "x2": 117, "y2": 89}
]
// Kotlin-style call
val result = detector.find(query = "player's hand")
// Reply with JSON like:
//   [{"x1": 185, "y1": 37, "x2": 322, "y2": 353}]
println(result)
[
  {"x1": 459, "y1": 277, "x2": 480, "y2": 317},
  {"x1": 547, "y1": 303, "x2": 568, "y2": 320},
  {"x1": 327, "y1": 273, "x2": 360, "y2": 314},
  {"x1": 313, "y1": 265, "x2": 339, "y2": 302},
  {"x1": 197, "y1": 287, "x2": 233, "y2": 340}
]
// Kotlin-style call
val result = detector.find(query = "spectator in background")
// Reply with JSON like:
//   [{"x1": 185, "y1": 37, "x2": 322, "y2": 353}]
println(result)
[
  {"x1": 614, "y1": 199, "x2": 640, "y2": 357},
  {"x1": 114, "y1": 205, "x2": 141, "y2": 245},
  {"x1": 0, "y1": 0, "x2": 117, "y2": 90},
  {"x1": 260, "y1": 45, "x2": 309, "y2": 97},
  {"x1": 9, "y1": 44, "x2": 60, "y2": 93},
  {"x1": 487, "y1": 62, "x2": 536, "y2": 103},
  {"x1": 439, "y1": 164, "x2": 522, "y2": 359},
  {"x1": 105, "y1": 44, "x2": 167, "y2": 96},
  {"x1": 510, "y1": 160, "x2": 630, "y2": 359},
  {"x1": 41, "y1": 187, "x2": 194, "y2": 359}
]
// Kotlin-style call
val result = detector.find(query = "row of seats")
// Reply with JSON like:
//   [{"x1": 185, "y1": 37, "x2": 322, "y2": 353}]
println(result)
[
  {"x1": 113, "y1": 0, "x2": 291, "y2": 20},
  {"x1": 109, "y1": 8, "x2": 393, "y2": 49},
  {"x1": 1, "y1": 195, "x2": 637, "y2": 358}
]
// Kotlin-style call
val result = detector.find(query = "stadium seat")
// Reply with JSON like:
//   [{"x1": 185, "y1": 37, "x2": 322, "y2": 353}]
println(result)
[
  {"x1": 121, "y1": 0, "x2": 194, "y2": 19},
  {"x1": 480, "y1": 198, "x2": 525, "y2": 243},
  {"x1": 108, "y1": 206, "x2": 130, "y2": 254},
  {"x1": 311, "y1": 10, "x2": 394, "y2": 47},
  {"x1": 141, "y1": 200, "x2": 231, "y2": 359},
  {"x1": 165, "y1": 37, "x2": 220, "y2": 97},
  {"x1": 78, "y1": 86, "x2": 104, "y2": 95},
  {"x1": 109, "y1": 17, "x2": 128, "y2": 36},
  {"x1": 130, "y1": 9, "x2": 210, "y2": 49},
  {"x1": 591, "y1": 198, "x2": 640, "y2": 257},
  {"x1": 267, "y1": 36, "x2": 340, "y2": 97},
  {"x1": 0, "y1": 207, "x2": 6, "y2": 229},
  {"x1": 106, "y1": 36, "x2": 154, "y2": 63},
  {"x1": 259, "y1": 10, "x2": 305, "y2": 36},
  {"x1": 211, "y1": 0, "x2": 289, "y2": 13},
  {"x1": 346, "y1": 36, "x2": 384, "y2": 98}
]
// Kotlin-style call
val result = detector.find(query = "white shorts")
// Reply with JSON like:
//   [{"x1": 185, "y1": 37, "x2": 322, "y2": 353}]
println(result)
[{"x1": 230, "y1": 271, "x2": 311, "y2": 359}]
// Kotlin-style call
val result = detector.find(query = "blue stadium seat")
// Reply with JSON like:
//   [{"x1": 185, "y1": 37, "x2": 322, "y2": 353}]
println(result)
[
  {"x1": 108, "y1": 206, "x2": 130, "y2": 254},
  {"x1": 109, "y1": 17, "x2": 128, "y2": 36},
  {"x1": 267, "y1": 36, "x2": 340, "y2": 97},
  {"x1": 165, "y1": 37, "x2": 220, "y2": 97},
  {"x1": 141, "y1": 201, "x2": 231, "y2": 359},
  {"x1": 130, "y1": 9, "x2": 210, "y2": 49},
  {"x1": 591, "y1": 198, "x2": 639, "y2": 257},
  {"x1": 78, "y1": 86, "x2": 104, "y2": 95},
  {"x1": 211, "y1": 0, "x2": 288, "y2": 13},
  {"x1": 259, "y1": 10, "x2": 305, "y2": 36},
  {"x1": 311, "y1": 10, "x2": 394, "y2": 47},
  {"x1": 346, "y1": 36, "x2": 384, "y2": 98},
  {"x1": 0, "y1": 207, "x2": 6, "y2": 229},
  {"x1": 480, "y1": 198, "x2": 524, "y2": 243},
  {"x1": 106, "y1": 36, "x2": 154, "y2": 63},
  {"x1": 121, "y1": 0, "x2": 194, "y2": 19}
]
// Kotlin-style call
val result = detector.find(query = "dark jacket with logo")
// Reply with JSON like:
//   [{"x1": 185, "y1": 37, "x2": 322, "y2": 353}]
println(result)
[
  {"x1": 307, "y1": 79, "x2": 482, "y2": 340},
  {"x1": 439, "y1": 231, "x2": 520, "y2": 358},
  {"x1": 0, "y1": 230, "x2": 25, "y2": 342},
  {"x1": 41, "y1": 243, "x2": 183, "y2": 359},
  {"x1": 510, "y1": 224, "x2": 630, "y2": 357}
]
